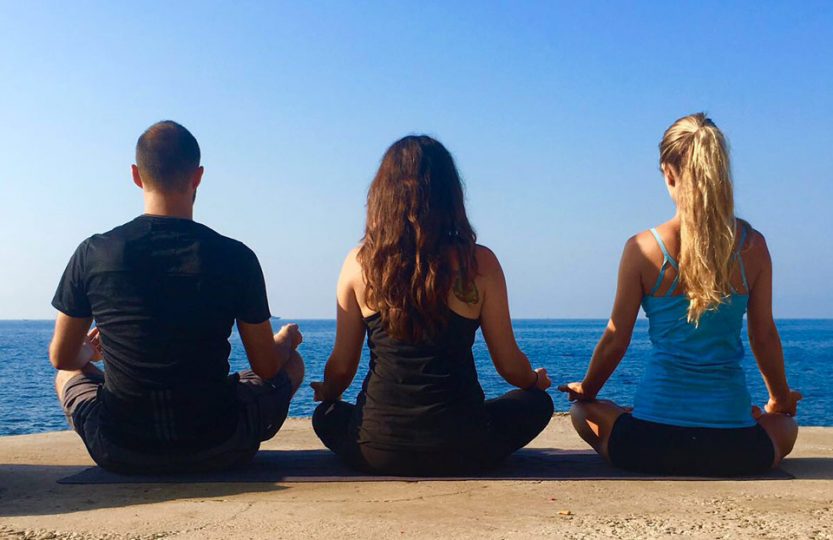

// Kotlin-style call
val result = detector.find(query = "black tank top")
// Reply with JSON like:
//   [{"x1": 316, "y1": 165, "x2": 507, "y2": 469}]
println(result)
[{"x1": 350, "y1": 311, "x2": 490, "y2": 451}]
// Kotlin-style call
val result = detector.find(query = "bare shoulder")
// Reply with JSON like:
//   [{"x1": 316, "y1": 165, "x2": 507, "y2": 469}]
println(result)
[
  {"x1": 474, "y1": 244, "x2": 502, "y2": 276},
  {"x1": 337, "y1": 246, "x2": 369, "y2": 313},
  {"x1": 626, "y1": 232, "x2": 647, "y2": 253},
  {"x1": 625, "y1": 231, "x2": 659, "y2": 262},
  {"x1": 740, "y1": 222, "x2": 771, "y2": 266},
  {"x1": 475, "y1": 243, "x2": 499, "y2": 264},
  {"x1": 339, "y1": 246, "x2": 364, "y2": 284},
  {"x1": 345, "y1": 245, "x2": 361, "y2": 264},
  {"x1": 738, "y1": 220, "x2": 766, "y2": 249}
]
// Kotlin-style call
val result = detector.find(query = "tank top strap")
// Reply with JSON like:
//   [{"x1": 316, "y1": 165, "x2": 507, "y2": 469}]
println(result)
[
  {"x1": 648, "y1": 228, "x2": 680, "y2": 297},
  {"x1": 650, "y1": 228, "x2": 670, "y2": 259},
  {"x1": 734, "y1": 223, "x2": 750, "y2": 292},
  {"x1": 666, "y1": 272, "x2": 680, "y2": 296}
]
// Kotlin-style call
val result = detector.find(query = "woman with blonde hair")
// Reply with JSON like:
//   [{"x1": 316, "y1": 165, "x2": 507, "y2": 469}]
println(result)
[
  {"x1": 559, "y1": 113, "x2": 801, "y2": 476},
  {"x1": 311, "y1": 135, "x2": 554, "y2": 476}
]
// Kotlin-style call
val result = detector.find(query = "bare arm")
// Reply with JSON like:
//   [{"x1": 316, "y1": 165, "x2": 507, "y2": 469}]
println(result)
[
  {"x1": 479, "y1": 247, "x2": 550, "y2": 390},
  {"x1": 560, "y1": 237, "x2": 643, "y2": 400},
  {"x1": 311, "y1": 250, "x2": 365, "y2": 401},
  {"x1": 746, "y1": 233, "x2": 801, "y2": 414},
  {"x1": 49, "y1": 313, "x2": 97, "y2": 370},
  {"x1": 237, "y1": 320, "x2": 301, "y2": 380}
]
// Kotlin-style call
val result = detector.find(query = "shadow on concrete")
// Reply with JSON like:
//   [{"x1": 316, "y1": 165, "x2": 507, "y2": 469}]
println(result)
[
  {"x1": 2, "y1": 449, "x2": 820, "y2": 517},
  {"x1": 53, "y1": 448, "x2": 794, "y2": 485},
  {"x1": 781, "y1": 457, "x2": 833, "y2": 480},
  {"x1": 0, "y1": 464, "x2": 287, "y2": 517}
]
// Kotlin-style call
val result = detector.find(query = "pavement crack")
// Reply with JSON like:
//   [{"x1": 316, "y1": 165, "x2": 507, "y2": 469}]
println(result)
[
  {"x1": 368, "y1": 486, "x2": 485, "y2": 503},
  {"x1": 163, "y1": 501, "x2": 255, "y2": 538}
]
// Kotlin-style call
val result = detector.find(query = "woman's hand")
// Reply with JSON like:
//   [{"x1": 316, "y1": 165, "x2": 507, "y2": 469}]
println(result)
[
  {"x1": 310, "y1": 380, "x2": 340, "y2": 402},
  {"x1": 557, "y1": 382, "x2": 597, "y2": 402},
  {"x1": 765, "y1": 390, "x2": 803, "y2": 416},
  {"x1": 554, "y1": 237, "x2": 642, "y2": 406},
  {"x1": 532, "y1": 368, "x2": 551, "y2": 390}
]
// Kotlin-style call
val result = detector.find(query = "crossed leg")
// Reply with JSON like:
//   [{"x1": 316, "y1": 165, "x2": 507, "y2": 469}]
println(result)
[
  {"x1": 755, "y1": 411, "x2": 799, "y2": 467},
  {"x1": 274, "y1": 333, "x2": 305, "y2": 397},
  {"x1": 568, "y1": 400, "x2": 628, "y2": 462},
  {"x1": 571, "y1": 400, "x2": 799, "y2": 468},
  {"x1": 55, "y1": 362, "x2": 104, "y2": 402}
]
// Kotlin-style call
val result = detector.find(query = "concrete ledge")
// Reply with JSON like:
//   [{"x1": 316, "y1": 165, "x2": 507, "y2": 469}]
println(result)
[{"x1": 1, "y1": 416, "x2": 832, "y2": 539}]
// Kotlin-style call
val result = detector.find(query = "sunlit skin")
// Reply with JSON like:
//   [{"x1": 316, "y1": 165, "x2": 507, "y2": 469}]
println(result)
[
  {"x1": 310, "y1": 245, "x2": 552, "y2": 402},
  {"x1": 557, "y1": 165, "x2": 801, "y2": 468}
]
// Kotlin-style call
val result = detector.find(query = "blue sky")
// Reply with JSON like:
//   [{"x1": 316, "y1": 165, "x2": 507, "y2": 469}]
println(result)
[{"x1": 1, "y1": 2, "x2": 831, "y2": 319}]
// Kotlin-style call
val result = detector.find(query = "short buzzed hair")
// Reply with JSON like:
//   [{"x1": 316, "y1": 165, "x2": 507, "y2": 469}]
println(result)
[{"x1": 135, "y1": 121, "x2": 200, "y2": 191}]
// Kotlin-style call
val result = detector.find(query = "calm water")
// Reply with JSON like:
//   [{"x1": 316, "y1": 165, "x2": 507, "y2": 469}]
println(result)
[{"x1": 1, "y1": 319, "x2": 831, "y2": 435}]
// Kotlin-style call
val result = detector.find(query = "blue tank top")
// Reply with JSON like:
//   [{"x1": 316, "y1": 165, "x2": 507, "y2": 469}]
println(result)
[{"x1": 632, "y1": 225, "x2": 756, "y2": 429}]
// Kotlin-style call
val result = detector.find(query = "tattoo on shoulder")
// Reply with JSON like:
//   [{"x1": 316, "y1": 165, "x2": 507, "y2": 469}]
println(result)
[{"x1": 453, "y1": 275, "x2": 480, "y2": 305}]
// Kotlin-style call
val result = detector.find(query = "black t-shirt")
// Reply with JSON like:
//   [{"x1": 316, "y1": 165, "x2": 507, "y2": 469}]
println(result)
[{"x1": 52, "y1": 215, "x2": 270, "y2": 452}]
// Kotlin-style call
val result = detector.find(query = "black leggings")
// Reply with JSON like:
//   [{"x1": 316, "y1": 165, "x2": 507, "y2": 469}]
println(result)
[
  {"x1": 313, "y1": 389, "x2": 554, "y2": 476},
  {"x1": 608, "y1": 413, "x2": 776, "y2": 477}
]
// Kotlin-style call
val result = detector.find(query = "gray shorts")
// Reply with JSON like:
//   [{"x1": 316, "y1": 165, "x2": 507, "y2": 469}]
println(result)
[{"x1": 61, "y1": 369, "x2": 293, "y2": 474}]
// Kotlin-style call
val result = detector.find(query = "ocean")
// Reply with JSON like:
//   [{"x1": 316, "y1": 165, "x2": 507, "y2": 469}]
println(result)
[{"x1": 1, "y1": 318, "x2": 830, "y2": 436}]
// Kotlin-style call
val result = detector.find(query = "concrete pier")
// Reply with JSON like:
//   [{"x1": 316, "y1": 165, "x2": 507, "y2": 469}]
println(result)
[{"x1": 1, "y1": 416, "x2": 831, "y2": 539}]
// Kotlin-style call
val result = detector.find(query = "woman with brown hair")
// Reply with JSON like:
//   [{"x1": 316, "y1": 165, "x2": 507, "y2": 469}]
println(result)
[
  {"x1": 559, "y1": 113, "x2": 801, "y2": 476},
  {"x1": 311, "y1": 135, "x2": 553, "y2": 476}
]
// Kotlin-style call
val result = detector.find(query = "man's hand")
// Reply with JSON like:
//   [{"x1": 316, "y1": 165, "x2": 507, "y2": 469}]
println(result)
[
  {"x1": 310, "y1": 380, "x2": 339, "y2": 402},
  {"x1": 275, "y1": 324, "x2": 303, "y2": 350},
  {"x1": 239, "y1": 319, "x2": 297, "y2": 380},
  {"x1": 557, "y1": 381, "x2": 597, "y2": 402},
  {"x1": 765, "y1": 390, "x2": 803, "y2": 416},
  {"x1": 84, "y1": 327, "x2": 103, "y2": 362},
  {"x1": 75, "y1": 327, "x2": 103, "y2": 366}
]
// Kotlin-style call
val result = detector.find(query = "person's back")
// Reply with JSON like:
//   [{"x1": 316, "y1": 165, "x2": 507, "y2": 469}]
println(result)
[
  {"x1": 634, "y1": 225, "x2": 753, "y2": 429},
  {"x1": 355, "y1": 309, "x2": 489, "y2": 451},
  {"x1": 559, "y1": 113, "x2": 801, "y2": 477},
  {"x1": 56, "y1": 215, "x2": 268, "y2": 451},
  {"x1": 311, "y1": 135, "x2": 554, "y2": 476},
  {"x1": 50, "y1": 121, "x2": 305, "y2": 473}
]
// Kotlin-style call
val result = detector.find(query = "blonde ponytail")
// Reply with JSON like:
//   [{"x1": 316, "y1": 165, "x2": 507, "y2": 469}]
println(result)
[{"x1": 660, "y1": 113, "x2": 736, "y2": 325}]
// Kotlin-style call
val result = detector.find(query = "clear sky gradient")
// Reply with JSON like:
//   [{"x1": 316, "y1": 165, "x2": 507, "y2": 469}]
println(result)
[{"x1": 1, "y1": 2, "x2": 831, "y2": 319}]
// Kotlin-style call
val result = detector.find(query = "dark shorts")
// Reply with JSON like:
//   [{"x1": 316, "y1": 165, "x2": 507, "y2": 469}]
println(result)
[
  {"x1": 313, "y1": 388, "x2": 554, "y2": 476},
  {"x1": 61, "y1": 369, "x2": 293, "y2": 474},
  {"x1": 608, "y1": 413, "x2": 776, "y2": 477}
]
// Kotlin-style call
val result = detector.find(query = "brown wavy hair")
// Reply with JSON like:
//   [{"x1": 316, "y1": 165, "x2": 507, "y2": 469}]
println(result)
[{"x1": 358, "y1": 135, "x2": 478, "y2": 342}]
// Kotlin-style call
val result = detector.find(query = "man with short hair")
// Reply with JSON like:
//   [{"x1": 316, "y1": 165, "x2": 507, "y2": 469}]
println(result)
[{"x1": 50, "y1": 120, "x2": 303, "y2": 473}]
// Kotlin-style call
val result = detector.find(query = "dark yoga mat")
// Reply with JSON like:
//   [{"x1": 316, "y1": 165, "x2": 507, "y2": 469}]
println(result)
[{"x1": 57, "y1": 448, "x2": 794, "y2": 484}]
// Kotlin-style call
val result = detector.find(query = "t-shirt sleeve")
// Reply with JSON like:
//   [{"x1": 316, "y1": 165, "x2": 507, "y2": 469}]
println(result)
[
  {"x1": 236, "y1": 246, "x2": 271, "y2": 324},
  {"x1": 51, "y1": 240, "x2": 93, "y2": 318}
]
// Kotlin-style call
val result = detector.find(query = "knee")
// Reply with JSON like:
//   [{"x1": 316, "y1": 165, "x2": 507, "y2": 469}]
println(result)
[
  {"x1": 54, "y1": 369, "x2": 80, "y2": 400},
  {"x1": 537, "y1": 389, "x2": 555, "y2": 418},
  {"x1": 758, "y1": 412, "x2": 798, "y2": 436},
  {"x1": 312, "y1": 400, "x2": 346, "y2": 447},
  {"x1": 568, "y1": 401, "x2": 601, "y2": 438},
  {"x1": 516, "y1": 389, "x2": 554, "y2": 433},
  {"x1": 526, "y1": 390, "x2": 554, "y2": 432},
  {"x1": 283, "y1": 350, "x2": 305, "y2": 393},
  {"x1": 569, "y1": 401, "x2": 589, "y2": 427},
  {"x1": 758, "y1": 413, "x2": 799, "y2": 462},
  {"x1": 780, "y1": 415, "x2": 799, "y2": 444},
  {"x1": 312, "y1": 401, "x2": 328, "y2": 432}
]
